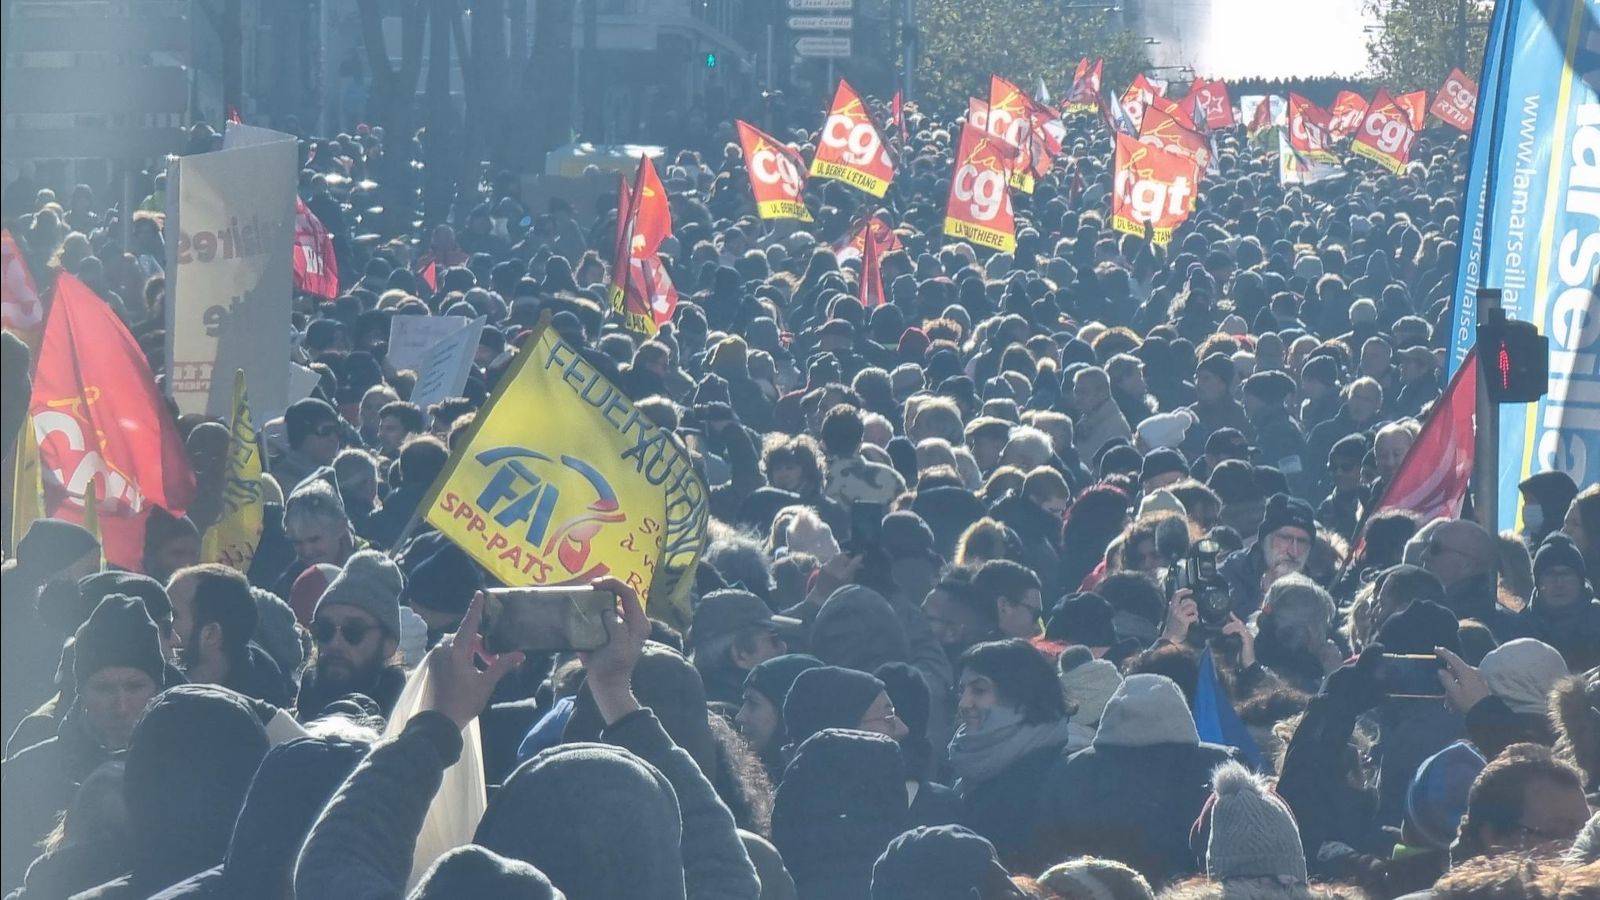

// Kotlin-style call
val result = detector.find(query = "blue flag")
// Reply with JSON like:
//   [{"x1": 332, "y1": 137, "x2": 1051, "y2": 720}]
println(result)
[
  {"x1": 1193, "y1": 647, "x2": 1263, "y2": 769},
  {"x1": 1443, "y1": 0, "x2": 1600, "y2": 534}
]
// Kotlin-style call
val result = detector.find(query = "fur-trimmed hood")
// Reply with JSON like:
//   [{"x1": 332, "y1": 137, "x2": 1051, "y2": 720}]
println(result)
[{"x1": 1552, "y1": 671, "x2": 1600, "y2": 800}]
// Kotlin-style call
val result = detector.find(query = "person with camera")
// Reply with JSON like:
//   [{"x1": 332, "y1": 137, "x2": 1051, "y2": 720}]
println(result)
[{"x1": 1219, "y1": 493, "x2": 1318, "y2": 620}]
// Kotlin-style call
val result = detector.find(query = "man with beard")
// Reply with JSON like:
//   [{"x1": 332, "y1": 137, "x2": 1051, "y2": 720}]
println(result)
[
  {"x1": 296, "y1": 550, "x2": 407, "y2": 721},
  {"x1": 167, "y1": 564, "x2": 293, "y2": 706},
  {"x1": 1, "y1": 519, "x2": 101, "y2": 738},
  {"x1": 1219, "y1": 493, "x2": 1316, "y2": 619}
]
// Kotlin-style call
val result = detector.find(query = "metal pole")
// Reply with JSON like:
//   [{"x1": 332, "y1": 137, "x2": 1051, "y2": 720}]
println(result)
[
  {"x1": 1473, "y1": 289, "x2": 1500, "y2": 531},
  {"x1": 902, "y1": 0, "x2": 915, "y2": 101}
]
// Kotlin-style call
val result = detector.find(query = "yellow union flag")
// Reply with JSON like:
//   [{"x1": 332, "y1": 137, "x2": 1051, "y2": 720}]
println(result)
[
  {"x1": 202, "y1": 369, "x2": 265, "y2": 570},
  {"x1": 418, "y1": 318, "x2": 708, "y2": 626},
  {"x1": 8, "y1": 414, "x2": 44, "y2": 555}
]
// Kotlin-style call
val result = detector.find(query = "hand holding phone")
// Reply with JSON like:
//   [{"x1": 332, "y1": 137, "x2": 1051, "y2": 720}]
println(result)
[
  {"x1": 1434, "y1": 645, "x2": 1492, "y2": 713},
  {"x1": 480, "y1": 587, "x2": 615, "y2": 654},
  {"x1": 1374, "y1": 652, "x2": 1447, "y2": 700},
  {"x1": 424, "y1": 591, "x2": 525, "y2": 730}
]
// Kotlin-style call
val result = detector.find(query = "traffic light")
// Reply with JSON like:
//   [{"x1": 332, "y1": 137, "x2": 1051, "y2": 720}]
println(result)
[
  {"x1": 1477, "y1": 306, "x2": 1548, "y2": 403},
  {"x1": 705, "y1": 52, "x2": 718, "y2": 69}
]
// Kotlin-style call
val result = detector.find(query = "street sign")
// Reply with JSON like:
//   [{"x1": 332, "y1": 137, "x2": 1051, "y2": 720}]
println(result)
[
  {"x1": 794, "y1": 35, "x2": 853, "y2": 57},
  {"x1": 788, "y1": 0, "x2": 852, "y2": 10},
  {"x1": 788, "y1": 15, "x2": 853, "y2": 30}
]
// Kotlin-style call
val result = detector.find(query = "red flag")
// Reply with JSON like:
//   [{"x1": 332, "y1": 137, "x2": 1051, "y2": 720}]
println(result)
[
  {"x1": 1394, "y1": 90, "x2": 1428, "y2": 131},
  {"x1": 736, "y1": 120, "x2": 813, "y2": 222},
  {"x1": 1359, "y1": 349, "x2": 1478, "y2": 548},
  {"x1": 892, "y1": 89, "x2": 907, "y2": 144},
  {"x1": 1111, "y1": 132, "x2": 1200, "y2": 247},
  {"x1": 1247, "y1": 95, "x2": 1276, "y2": 140},
  {"x1": 1288, "y1": 93, "x2": 1339, "y2": 164},
  {"x1": 2, "y1": 228, "x2": 45, "y2": 352},
  {"x1": 1328, "y1": 90, "x2": 1369, "y2": 141},
  {"x1": 1121, "y1": 74, "x2": 1161, "y2": 131},
  {"x1": 30, "y1": 273, "x2": 195, "y2": 569},
  {"x1": 1186, "y1": 78, "x2": 1235, "y2": 129},
  {"x1": 1350, "y1": 88, "x2": 1419, "y2": 175},
  {"x1": 609, "y1": 155, "x2": 679, "y2": 336},
  {"x1": 293, "y1": 198, "x2": 339, "y2": 299},
  {"x1": 858, "y1": 221, "x2": 885, "y2": 308},
  {"x1": 834, "y1": 213, "x2": 903, "y2": 263},
  {"x1": 810, "y1": 80, "x2": 895, "y2": 198},
  {"x1": 418, "y1": 260, "x2": 438, "y2": 293},
  {"x1": 1139, "y1": 102, "x2": 1212, "y2": 170},
  {"x1": 1065, "y1": 58, "x2": 1103, "y2": 113},
  {"x1": 943, "y1": 122, "x2": 1019, "y2": 253},
  {"x1": 1431, "y1": 68, "x2": 1477, "y2": 132}
]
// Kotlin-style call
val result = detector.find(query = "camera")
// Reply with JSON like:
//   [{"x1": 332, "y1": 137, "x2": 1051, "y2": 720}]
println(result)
[{"x1": 1170, "y1": 538, "x2": 1233, "y2": 630}]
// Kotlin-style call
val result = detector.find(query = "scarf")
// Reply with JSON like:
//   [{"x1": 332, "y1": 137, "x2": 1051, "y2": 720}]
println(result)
[{"x1": 947, "y1": 705, "x2": 1076, "y2": 793}]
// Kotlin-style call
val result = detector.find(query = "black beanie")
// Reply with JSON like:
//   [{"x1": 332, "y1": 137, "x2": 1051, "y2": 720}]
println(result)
[
  {"x1": 744, "y1": 653, "x2": 825, "y2": 706},
  {"x1": 1257, "y1": 492, "x2": 1316, "y2": 542},
  {"x1": 783, "y1": 666, "x2": 885, "y2": 747},
  {"x1": 1375, "y1": 598, "x2": 1461, "y2": 656},
  {"x1": 1534, "y1": 533, "x2": 1587, "y2": 583},
  {"x1": 405, "y1": 544, "x2": 484, "y2": 615},
  {"x1": 1140, "y1": 448, "x2": 1190, "y2": 485},
  {"x1": 78, "y1": 571, "x2": 172, "y2": 624},
  {"x1": 871, "y1": 825, "x2": 1012, "y2": 900},
  {"x1": 414, "y1": 845, "x2": 564, "y2": 900},
  {"x1": 74, "y1": 596, "x2": 167, "y2": 691},
  {"x1": 15, "y1": 518, "x2": 99, "y2": 579}
]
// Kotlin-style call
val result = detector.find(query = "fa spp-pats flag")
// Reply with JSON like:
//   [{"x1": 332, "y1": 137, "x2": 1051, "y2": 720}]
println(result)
[
  {"x1": 1288, "y1": 93, "x2": 1339, "y2": 164},
  {"x1": 31, "y1": 273, "x2": 195, "y2": 569},
  {"x1": 418, "y1": 316, "x2": 709, "y2": 627},
  {"x1": 293, "y1": 198, "x2": 339, "y2": 300},
  {"x1": 201, "y1": 369, "x2": 265, "y2": 571},
  {"x1": 1111, "y1": 132, "x2": 1200, "y2": 247},
  {"x1": 1, "y1": 228, "x2": 44, "y2": 353},
  {"x1": 608, "y1": 155, "x2": 680, "y2": 336},
  {"x1": 1430, "y1": 68, "x2": 1478, "y2": 132},
  {"x1": 1350, "y1": 88, "x2": 1419, "y2": 175},
  {"x1": 736, "y1": 120, "x2": 813, "y2": 222},
  {"x1": 810, "y1": 80, "x2": 895, "y2": 197},
  {"x1": 943, "y1": 122, "x2": 1020, "y2": 253},
  {"x1": 1065, "y1": 58, "x2": 1103, "y2": 113}
]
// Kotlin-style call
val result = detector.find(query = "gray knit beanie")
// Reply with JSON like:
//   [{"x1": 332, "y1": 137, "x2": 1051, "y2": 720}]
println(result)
[
  {"x1": 1205, "y1": 761, "x2": 1308, "y2": 884},
  {"x1": 1058, "y1": 645, "x2": 1123, "y2": 727},
  {"x1": 314, "y1": 550, "x2": 403, "y2": 637}
]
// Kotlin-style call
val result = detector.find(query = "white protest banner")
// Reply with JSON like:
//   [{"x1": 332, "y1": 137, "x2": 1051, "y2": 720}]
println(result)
[
  {"x1": 287, "y1": 362, "x2": 323, "y2": 405},
  {"x1": 387, "y1": 314, "x2": 472, "y2": 372},
  {"x1": 166, "y1": 123, "x2": 296, "y2": 420},
  {"x1": 408, "y1": 317, "x2": 485, "y2": 411}
]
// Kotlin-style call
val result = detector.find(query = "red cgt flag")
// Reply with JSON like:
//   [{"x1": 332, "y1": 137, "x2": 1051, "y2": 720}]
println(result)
[
  {"x1": 293, "y1": 198, "x2": 339, "y2": 299},
  {"x1": 1394, "y1": 90, "x2": 1428, "y2": 131},
  {"x1": 609, "y1": 155, "x2": 679, "y2": 336},
  {"x1": 810, "y1": 79, "x2": 895, "y2": 198},
  {"x1": 30, "y1": 273, "x2": 195, "y2": 569},
  {"x1": 1111, "y1": 132, "x2": 1200, "y2": 247},
  {"x1": 1431, "y1": 68, "x2": 1478, "y2": 132},
  {"x1": 736, "y1": 119, "x2": 813, "y2": 222},
  {"x1": 1350, "y1": 88, "x2": 1419, "y2": 174},
  {"x1": 834, "y1": 212, "x2": 903, "y2": 263},
  {"x1": 1356, "y1": 349, "x2": 1478, "y2": 551},
  {"x1": 2, "y1": 228, "x2": 45, "y2": 353},
  {"x1": 1288, "y1": 93, "x2": 1339, "y2": 164},
  {"x1": 943, "y1": 122, "x2": 1019, "y2": 253},
  {"x1": 1328, "y1": 90, "x2": 1369, "y2": 141},
  {"x1": 1065, "y1": 58, "x2": 1104, "y2": 114},
  {"x1": 1140, "y1": 102, "x2": 1212, "y2": 170}
]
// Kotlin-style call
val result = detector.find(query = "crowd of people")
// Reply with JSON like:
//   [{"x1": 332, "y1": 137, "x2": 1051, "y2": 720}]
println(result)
[{"x1": 1, "y1": 77, "x2": 1599, "y2": 900}]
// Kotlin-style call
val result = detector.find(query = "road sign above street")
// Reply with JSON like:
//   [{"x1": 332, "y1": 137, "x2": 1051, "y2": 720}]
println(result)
[
  {"x1": 794, "y1": 35, "x2": 853, "y2": 58},
  {"x1": 787, "y1": 0, "x2": 852, "y2": 10},
  {"x1": 787, "y1": 15, "x2": 853, "y2": 30}
]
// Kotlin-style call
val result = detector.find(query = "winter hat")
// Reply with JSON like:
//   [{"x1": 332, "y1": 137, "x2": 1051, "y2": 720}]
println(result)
[
  {"x1": 1218, "y1": 314, "x2": 1250, "y2": 336},
  {"x1": 810, "y1": 585, "x2": 911, "y2": 672},
  {"x1": 744, "y1": 653, "x2": 826, "y2": 707},
  {"x1": 1047, "y1": 592, "x2": 1118, "y2": 647},
  {"x1": 1099, "y1": 443, "x2": 1144, "y2": 478},
  {"x1": 1197, "y1": 352, "x2": 1236, "y2": 384},
  {"x1": 874, "y1": 662, "x2": 932, "y2": 741},
  {"x1": 1242, "y1": 370, "x2": 1296, "y2": 405},
  {"x1": 870, "y1": 825, "x2": 1013, "y2": 900},
  {"x1": 785, "y1": 508, "x2": 841, "y2": 563},
  {"x1": 123, "y1": 685, "x2": 271, "y2": 874},
  {"x1": 1202, "y1": 760, "x2": 1308, "y2": 884},
  {"x1": 289, "y1": 563, "x2": 341, "y2": 626},
  {"x1": 214, "y1": 736, "x2": 370, "y2": 898},
  {"x1": 250, "y1": 587, "x2": 304, "y2": 680},
  {"x1": 14, "y1": 517, "x2": 99, "y2": 581},
  {"x1": 1038, "y1": 858, "x2": 1155, "y2": 900},
  {"x1": 1094, "y1": 674, "x2": 1200, "y2": 748},
  {"x1": 476, "y1": 742, "x2": 684, "y2": 900},
  {"x1": 1138, "y1": 489, "x2": 1187, "y2": 519},
  {"x1": 1058, "y1": 645, "x2": 1124, "y2": 727},
  {"x1": 1137, "y1": 413, "x2": 1195, "y2": 453},
  {"x1": 564, "y1": 642, "x2": 717, "y2": 777},
  {"x1": 73, "y1": 596, "x2": 167, "y2": 691},
  {"x1": 78, "y1": 571, "x2": 172, "y2": 625},
  {"x1": 784, "y1": 665, "x2": 886, "y2": 747},
  {"x1": 773, "y1": 729, "x2": 909, "y2": 897},
  {"x1": 1479, "y1": 638, "x2": 1569, "y2": 715},
  {"x1": 1406, "y1": 740, "x2": 1486, "y2": 850},
  {"x1": 404, "y1": 543, "x2": 484, "y2": 615},
  {"x1": 1140, "y1": 447, "x2": 1190, "y2": 485},
  {"x1": 314, "y1": 550, "x2": 404, "y2": 637},
  {"x1": 1374, "y1": 597, "x2": 1462, "y2": 656},
  {"x1": 1519, "y1": 470, "x2": 1578, "y2": 526},
  {"x1": 286, "y1": 467, "x2": 347, "y2": 520},
  {"x1": 1534, "y1": 533, "x2": 1587, "y2": 583},
  {"x1": 414, "y1": 846, "x2": 564, "y2": 900},
  {"x1": 1257, "y1": 493, "x2": 1316, "y2": 543}
]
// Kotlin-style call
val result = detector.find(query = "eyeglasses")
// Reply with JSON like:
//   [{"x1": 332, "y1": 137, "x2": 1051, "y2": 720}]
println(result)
[{"x1": 312, "y1": 620, "x2": 373, "y2": 646}]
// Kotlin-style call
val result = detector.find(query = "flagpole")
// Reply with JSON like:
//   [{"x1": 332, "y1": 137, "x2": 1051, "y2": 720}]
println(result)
[{"x1": 1472, "y1": 289, "x2": 1499, "y2": 531}]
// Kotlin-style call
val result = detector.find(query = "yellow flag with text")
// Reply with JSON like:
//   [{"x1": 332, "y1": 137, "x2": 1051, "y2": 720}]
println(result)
[
  {"x1": 8, "y1": 415, "x2": 43, "y2": 555},
  {"x1": 202, "y1": 369, "x2": 265, "y2": 571},
  {"x1": 418, "y1": 319, "x2": 708, "y2": 627}
]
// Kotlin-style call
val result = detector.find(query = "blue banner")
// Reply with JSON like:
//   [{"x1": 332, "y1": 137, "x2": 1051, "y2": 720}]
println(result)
[{"x1": 1445, "y1": 0, "x2": 1600, "y2": 533}]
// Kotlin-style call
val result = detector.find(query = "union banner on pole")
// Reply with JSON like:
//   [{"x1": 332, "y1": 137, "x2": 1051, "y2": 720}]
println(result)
[
  {"x1": 810, "y1": 80, "x2": 896, "y2": 197},
  {"x1": 943, "y1": 122, "x2": 1019, "y2": 253},
  {"x1": 1349, "y1": 88, "x2": 1418, "y2": 174},
  {"x1": 417, "y1": 317, "x2": 709, "y2": 627},
  {"x1": 201, "y1": 369, "x2": 264, "y2": 572},
  {"x1": 1112, "y1": 132, "x2": 1199, "y2": 246},
  {"x1": 736, "y1": 120, "x2": 814, "y2": 222}
]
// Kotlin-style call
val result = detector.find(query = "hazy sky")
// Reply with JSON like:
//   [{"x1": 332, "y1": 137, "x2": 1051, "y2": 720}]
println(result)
[{"x1": 1134, "y1": 0, "x2": 1379, "y2": 79}]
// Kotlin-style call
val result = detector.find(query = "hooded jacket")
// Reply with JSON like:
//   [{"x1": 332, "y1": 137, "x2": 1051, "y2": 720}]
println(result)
[
  {"x1": 1, "y1": 707, "x2": 120, "y2": 893},
  {"x1": 771, "y1": 729, "x2": 908, "y2": 900},
  {"x1": 72, "y1": 685, "x2": 270, "y2": 900},
  {"x1": 1036, "y1": 675, "x2": 1237, "y2": 885}
]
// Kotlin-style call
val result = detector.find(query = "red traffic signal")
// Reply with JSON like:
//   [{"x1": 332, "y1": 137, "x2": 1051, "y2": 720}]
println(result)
[{"x1": 1477, "y1": 307, "x2": 1548, "y2": 403}]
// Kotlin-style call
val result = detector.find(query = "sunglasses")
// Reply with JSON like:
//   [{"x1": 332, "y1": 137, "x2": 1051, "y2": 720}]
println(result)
[{"x1": 312, "y1": 620, "x2": 373, "y2": 645}]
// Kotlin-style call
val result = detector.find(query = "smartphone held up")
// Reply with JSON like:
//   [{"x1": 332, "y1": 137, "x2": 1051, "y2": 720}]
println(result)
[{"x1": 480, "y1": 586, "x2": 617, "y2": 654}]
